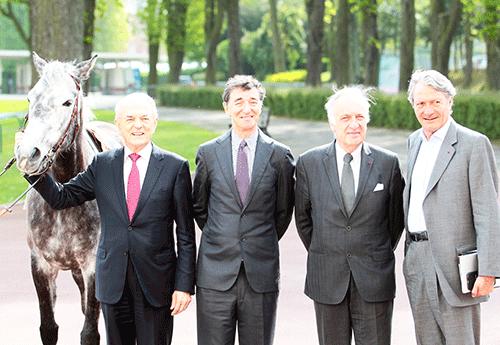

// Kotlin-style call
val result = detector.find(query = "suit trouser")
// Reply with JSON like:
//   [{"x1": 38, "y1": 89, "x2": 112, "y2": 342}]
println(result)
[
  {"x1": 100, "y1": 258, "x2": 173, "y2": 345},
  {"x1": 313, "y1": 275, "x2": 393, "y2": 345},
  {"x1": 403, "y1": 240, "x2": 480, "y2": 345},
  {"x1": 196, "y1": 264, "x2": 278, "y2": 345}
]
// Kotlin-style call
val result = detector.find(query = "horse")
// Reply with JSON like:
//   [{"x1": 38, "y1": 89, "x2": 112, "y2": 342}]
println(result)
[{"x1": 14, "y1": 52, "x2": 123, "y2": 345}]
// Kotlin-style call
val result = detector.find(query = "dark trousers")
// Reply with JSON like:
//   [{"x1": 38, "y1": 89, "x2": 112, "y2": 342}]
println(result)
[
  {"x1": 100, "y1": 259, "x2": 173, "y2": 345},
  {"x1": 314, "y1": 276, "x2": 393, "y2": 345},
  {"x1": 196, "y1": 264, "x2": 278, "y2": 345}
]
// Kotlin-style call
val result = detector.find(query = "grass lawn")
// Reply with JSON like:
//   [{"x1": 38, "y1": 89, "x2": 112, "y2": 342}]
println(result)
[{"x1": 0, "y1": 106, "x2": 217, "y2": 206}]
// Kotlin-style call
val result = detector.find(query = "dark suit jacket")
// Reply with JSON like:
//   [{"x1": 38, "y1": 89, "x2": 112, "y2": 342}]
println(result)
[
  {"x1": 26, "y1": 143, "x2": 196, "y2": 307},
  {"x1": 295, "y1": 141, "x2": 404, "y2": 304},
  {"x1": 192, "y1": 129, "x2": 295, "y2": 293}
]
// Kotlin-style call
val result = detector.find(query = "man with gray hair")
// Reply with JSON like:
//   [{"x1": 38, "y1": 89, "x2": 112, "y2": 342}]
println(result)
[
  {"x1": 295, "y1": 86, "x2": 404, "y2": 344},
  {"x1": 404, "y1": 69, "x2": 500, "y2": 344},
  {"x1": 193, "y1": 75, "x2": 295, "y2": 344}
]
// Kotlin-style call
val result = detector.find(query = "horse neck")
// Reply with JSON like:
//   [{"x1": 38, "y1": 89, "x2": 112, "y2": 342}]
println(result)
[{"x1": 49, "y1": 125, "x2": 87, "y2": 184}]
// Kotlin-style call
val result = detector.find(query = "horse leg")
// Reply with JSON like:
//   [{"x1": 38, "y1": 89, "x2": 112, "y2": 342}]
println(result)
[
  {"x1": 31, "y1": 251, "x2": 59, "y2": 345},
  {"x1": 80, "y1": 267, "x2": 100, "y2": 345},
  {"x1": 71, "y1": 268, "x2": 86, "y2": 314}
]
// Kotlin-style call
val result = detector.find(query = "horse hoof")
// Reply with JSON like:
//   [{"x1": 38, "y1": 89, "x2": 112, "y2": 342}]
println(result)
[
  {"x1": 40, "y1": 325, "x2": 59, "y2": 345},
  {"x1": 81, "y1": 329, "x2": 100, "y2": 345}
]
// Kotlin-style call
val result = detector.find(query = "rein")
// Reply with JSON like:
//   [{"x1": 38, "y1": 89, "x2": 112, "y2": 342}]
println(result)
[{"x1": 0, "y1": 75, "x2": 82, "y2": 217}]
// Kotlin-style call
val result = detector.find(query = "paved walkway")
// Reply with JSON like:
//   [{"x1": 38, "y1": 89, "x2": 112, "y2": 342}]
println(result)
[{"x1": 1, "y1": 94, "x2": 499, "y2": 344}]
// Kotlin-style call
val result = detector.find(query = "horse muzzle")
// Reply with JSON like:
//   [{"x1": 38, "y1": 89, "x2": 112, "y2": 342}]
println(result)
[{"x1": 16, "y1": 144, "x2": 48, "y2": 175}]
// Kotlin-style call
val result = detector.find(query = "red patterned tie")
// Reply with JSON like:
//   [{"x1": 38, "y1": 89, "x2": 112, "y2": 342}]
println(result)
[{"x1": 127, "y1": 153, "x2": 141, "y2": 221}]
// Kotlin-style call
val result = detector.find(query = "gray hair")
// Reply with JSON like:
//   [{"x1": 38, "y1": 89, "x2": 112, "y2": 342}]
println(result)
[
  {"x1": 325, "y1": 85, "x2": 374, "y2": 124},
  {"x1": 222, "y1": 75, "x2": 266, "y2": 103},
  {"x1": 114, "y1": 92, "x2": 158, "y2": 120},
  {"x1": 407, "y1": 69, "x2": 457, "y2": 106}
]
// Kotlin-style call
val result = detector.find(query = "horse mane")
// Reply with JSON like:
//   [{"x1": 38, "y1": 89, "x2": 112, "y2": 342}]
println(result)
[{"x1": 39, "y1": 59, "x2": 96, "y2": 123}]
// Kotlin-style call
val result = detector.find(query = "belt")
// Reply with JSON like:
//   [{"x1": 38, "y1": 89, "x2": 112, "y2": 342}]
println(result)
[{"x1": 409, "y1": 231, "x2": 428, "y2": 242}]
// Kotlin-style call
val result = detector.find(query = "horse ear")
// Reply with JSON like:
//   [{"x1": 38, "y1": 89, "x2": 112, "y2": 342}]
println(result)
[
  {"x1": 32, "y1": 52, "x2": 47, "y2": 75},
  {"x1": 75, "y1": 55, "x2": 98, "y2": 81}
]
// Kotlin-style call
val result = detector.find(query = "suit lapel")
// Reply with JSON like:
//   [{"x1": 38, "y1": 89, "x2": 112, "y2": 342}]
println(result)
[
  {"x1": 215, "y1": 131, "x2": 243, "y2": 207},
  {"x1": 352, "y1": 143, "x2": 374, "y2": 214},
  {"x1": 323, "y1": 142, "x2": 347, "y2": 217},
  {"x1": 425, "y1": 120, "x2": 457, "y2": 198},
  {"x1": 244, "y1": 131, "x2": 273, "y2": 209},
  {"x1": 112, "y1": 147, "x2": 129, "y2": 221},
  {"x1": 133, "y1": 143, "x2": 164, "y2": 221}
]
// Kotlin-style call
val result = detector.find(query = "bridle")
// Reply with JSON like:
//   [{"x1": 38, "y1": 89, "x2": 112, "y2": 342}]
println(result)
[{"x1": 0, "y1": 74, "x2": 83, "y2": 217}]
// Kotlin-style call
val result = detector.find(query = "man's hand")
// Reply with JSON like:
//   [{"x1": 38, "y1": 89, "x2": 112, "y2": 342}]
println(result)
[
  {"x1": 170, "y1": 290, "x2": 192, "y2": 316},
  {"x1": 471, "y1": 276, "x2": 495, "y2": 298},
  {"x1": 15, "y1": 132, "x2": 24, "y2": 150}
]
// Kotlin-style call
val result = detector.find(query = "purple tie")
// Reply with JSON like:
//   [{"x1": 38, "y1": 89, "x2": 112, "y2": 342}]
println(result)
[
  {"x1": 127, "y1": 153, "x2": 141, "y2": 221},
  {"x1": 236, "y1": 140, "x2": 250, "y2": 204}
]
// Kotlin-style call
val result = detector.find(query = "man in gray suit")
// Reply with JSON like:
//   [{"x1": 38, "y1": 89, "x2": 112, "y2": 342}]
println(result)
[
  {"x1": 295, "y1": 86, "x2": 405, "y2": 345},
  {"x1": 404, "y1": 69, "x2": 500, "y2": 344},
  {"x1": 193, "y1": 75, "x2": 295, "y2": 345}
]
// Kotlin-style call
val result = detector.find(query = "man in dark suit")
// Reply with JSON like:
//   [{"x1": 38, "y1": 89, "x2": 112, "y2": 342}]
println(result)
[
  {"x1": 193, "y1": 75, "x2": 295, "y2": 345},
  {"x1": 404, "y1": 70, "x2": 500, "y2": 344},
  {"x1": 295, "y1": 86, "x2": 405, "y2": 345},
  {"x1": 16, "y1": 93, "x2": 196, "y2": 345}
]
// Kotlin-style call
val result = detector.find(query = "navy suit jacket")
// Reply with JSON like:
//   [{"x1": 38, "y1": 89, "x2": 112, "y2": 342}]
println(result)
[{"x1": 26, "y1": 143, "x2": 196, "y2": 307}]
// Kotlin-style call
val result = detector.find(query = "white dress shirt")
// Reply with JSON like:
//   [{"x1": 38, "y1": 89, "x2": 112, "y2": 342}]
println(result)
[
  {"x1": 231, "y1": 129, "x2": 258, "y2": 181},
  {"x1": 336, "y1": 141, "x2": 362, "y2": 195},
  {"x1": 123, "y1": 143, "x2": 152, "y2": 197},
  {"x1": 408, "y1": 117, "x2": 452, "y2": 233}
]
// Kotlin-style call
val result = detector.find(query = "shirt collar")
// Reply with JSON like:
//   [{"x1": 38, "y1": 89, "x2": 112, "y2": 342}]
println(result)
[
  {"x1": 335, "y1": 141, "x2": 362, "y2": 161},
  {"x1": 419, "y1": 116, "x2": 452, "y2": 142},
  {"x1": 124, "y1": 142, "x2": 152, "y2": 162},
  {"x1": 231, "y1": 129, "x2": 258, "y2": 152}
]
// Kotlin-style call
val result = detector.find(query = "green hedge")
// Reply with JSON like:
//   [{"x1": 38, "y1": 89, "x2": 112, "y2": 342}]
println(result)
[{"x1": 158, "y1": 86, "x2": 500, "y2": 139}]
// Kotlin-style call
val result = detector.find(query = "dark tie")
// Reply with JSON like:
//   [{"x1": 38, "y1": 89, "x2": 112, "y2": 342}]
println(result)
[
  {"x1": 236, "y1": 140, "x2": 250, "y2": 204},
  {"x1": 341, "y1": 153, "x2": 355, "y2": 214},
  {"x1": 127, "y1": 153, "x2": 141, "y2": 221}
]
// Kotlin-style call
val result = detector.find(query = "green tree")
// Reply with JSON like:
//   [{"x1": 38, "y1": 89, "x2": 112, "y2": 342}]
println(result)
[
  {"x1": 483, "y1": 0, "x2": 499, "y2": 90},
  {"x1": 399, "y1": 0, "x2": 415, "y2": 92},
  {"x1": 205, "y1": 0, "x2": 225, "y2": 84},
  {"x1": 227, "y1": 0, "x2": 242, "y2": 76}
]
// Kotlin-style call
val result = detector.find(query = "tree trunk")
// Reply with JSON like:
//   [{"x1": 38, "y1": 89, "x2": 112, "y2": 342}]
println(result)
[
  {"x1": 148, "y1": 41, "x2": 160, "y2": 98},
  {"x1": 226, "y1": 0, "x2": 242, "y2": 77},
  {"x1": 484, "y1": 0, "x2": 500, "y2": 90},
  {"x1": 463, "y1": 11, "x2": 473, "y2": 88},
  {"x1": 205, "y1": 0, "x2": 225, "y2": 85},
  {"x1": 166, "y1": 0, "x2": 189, "y2": 84},
  {"x1": 399, "y1": 0, "x2": 415, "y2": 92},
  {"x1": 361, "y1": 0, "x2": 379, "y2": 86},
  {"x1": 30, "y1": 0, "x2": 84, "y2": 84},
  {"x1": 336, "y1": 0, "x2": 349, "y2": 86},
  {"x1": 269, "y1": 0, "x2": 286, "y2": 73},
  {"x1": 327, "y1": 13, "x2": 336, "y2": 82},
  {"x1": 349, "y1": 12, "x2": 360, "y2": 84},
  {"x1": 305, "y1": 0, "x2": 325, "y2": 86},
  {"x1": 83, "y1": 0, "x2": 96, "y2": 94},
  {"x1": 430, "y1": 0, "x2": 463, "y2": 76}
]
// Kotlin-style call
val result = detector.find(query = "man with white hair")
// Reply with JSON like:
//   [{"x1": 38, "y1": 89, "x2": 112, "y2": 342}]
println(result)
[
  {"x1": 404, "y1": 70, "x2": 500, "y2": 344},
  {"x1": 17, "y1": 93, "x2": 196, "y2": 345},
  {"x1": 295, "y1": 86, "x2": 405, "y2": 344}
]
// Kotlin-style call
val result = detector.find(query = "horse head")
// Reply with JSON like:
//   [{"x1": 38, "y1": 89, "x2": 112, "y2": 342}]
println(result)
[{"x1": 16, "y1": 52, "x2": 97, "y2": 175}]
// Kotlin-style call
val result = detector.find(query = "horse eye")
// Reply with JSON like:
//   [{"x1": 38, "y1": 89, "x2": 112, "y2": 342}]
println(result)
[{"x1": 62, "y1": 100, "x2": 72, "y2": 107}]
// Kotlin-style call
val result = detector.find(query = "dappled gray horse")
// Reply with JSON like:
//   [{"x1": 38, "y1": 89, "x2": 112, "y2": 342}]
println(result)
[{"x1": 15, "y1": 52, "x2": 123, "y2": 345}]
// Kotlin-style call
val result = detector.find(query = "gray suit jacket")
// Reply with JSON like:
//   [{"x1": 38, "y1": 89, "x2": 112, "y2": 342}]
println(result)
[
  {"x1": 404, "y1": 119, "x2": 500, "y2": 306},
  {"x1": 193, "y1": 129, "x2": 295, "y2": 293},
  {"x1": 295, "y1": 141, "x2": 404, "y2": 304}
]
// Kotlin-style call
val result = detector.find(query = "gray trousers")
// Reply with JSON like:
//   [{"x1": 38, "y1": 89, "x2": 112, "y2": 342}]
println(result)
[
  {"x1": 403, "y1": 240, "x2": 481, "y2": 345},
  {"x1": 196, "y1": 264, "x2": 278, "y2": 345},
  {"x1": 314, "y1": 276, "x2": 393, "y2": 345}
]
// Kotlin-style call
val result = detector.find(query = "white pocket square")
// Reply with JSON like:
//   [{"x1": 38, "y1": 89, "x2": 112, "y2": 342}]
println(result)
[{"x1": 373, "y1": 183, "x2": 384, "y2": 192}]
